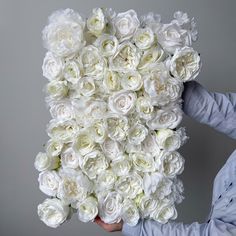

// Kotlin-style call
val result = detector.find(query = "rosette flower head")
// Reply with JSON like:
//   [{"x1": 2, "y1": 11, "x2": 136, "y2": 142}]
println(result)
[
  {"x1": 113, "y1": 9, "x2": 140, "y2": 41},
  {"x1": 37, "y1": 198, "x2": 70, "y2": 228},
  {"x1": 42, "y1": 8, "x2": 86, "y2": 57},
  {"x1": 168, "y1": 46, "x2": 201, "y2": 81}
]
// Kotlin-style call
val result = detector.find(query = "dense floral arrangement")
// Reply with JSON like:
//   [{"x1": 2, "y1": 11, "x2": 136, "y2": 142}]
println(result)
[{"x1": 35, "y1": 8, "x2": 201, "y2": 228}]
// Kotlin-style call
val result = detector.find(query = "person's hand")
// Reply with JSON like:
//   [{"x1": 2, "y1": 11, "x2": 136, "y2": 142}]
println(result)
[{"x1": 94, "y1": 216, "x2": 123, "y2": 232}]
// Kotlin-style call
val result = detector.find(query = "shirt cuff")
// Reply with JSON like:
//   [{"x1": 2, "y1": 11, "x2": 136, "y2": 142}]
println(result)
[{"x1": 121, "y1": 219, "x2": 142, "y2": 236}]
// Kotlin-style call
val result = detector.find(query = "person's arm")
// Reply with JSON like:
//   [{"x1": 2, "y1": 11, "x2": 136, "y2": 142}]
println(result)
[
  {"x1": 182, "y1": 81, "x2": 236, "y2": 139},
  {"x1": 122, "y1": 218, "x2": 236, "y2": 236}
]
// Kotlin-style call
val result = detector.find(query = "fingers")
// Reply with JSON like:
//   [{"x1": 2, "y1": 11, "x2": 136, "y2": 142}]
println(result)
[{"x1": 94, "y1": 216, "x2": 123, "y2": 232}]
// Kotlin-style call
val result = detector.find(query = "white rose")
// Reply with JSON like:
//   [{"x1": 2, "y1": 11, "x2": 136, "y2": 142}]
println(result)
[
  {"x1": 98, "y1": 191, "x2": 123, "y2": 224},
  {"x1": 94, "y1": 34, "x2": 119, "y2": 57},
  {"x1": 38, "y1": 170, "x2": 60, "y2": 197},
  {"x1": 64, "y1": 60, "x2": 83, "y2": 85},
  {"x1": 42, "y1": 51, "x2": 64, "y2": 81},
  {"x1": 77, "y1": 76, "x2": 96, "y2": 97},
  {"x1": 77, "y1": 196, "x2": 98, "y2": 222},
  {"x1": 157, "y1": 23, "x2": 191, "y2": 54},
  {"x1": 37, "y1": 198, "x2": 70, "y2": 228},
  {"x1": 146, "y1": 104, "x2": 183, "y2": 130},
  {"x1": 121, "y1": 71, "x2": 143, "y2": 91},
  {"x1": 142, "y1": 131, "x2": 160, "y2": 157},
  {"x1": 103, "y1": 69, "x2": 121, "y2": 92},
  {"x1": 111, "y1": 158, "x2": 132, "y2": 176},
  {"x1": 80, "y1": 45, "x2": 105, "y2": 78},
  {"x1": 34, "y1": 152, "x2": 60, "y2": 172},
  {"x1": 133, "y1": 27, "x2": 155, "y2": 50},
  {"x1": 81, "y1": 150, "x2": 109, "y2": 179},
  {"x1": 87, "y1": 8, "x2": 106, "y2": 36},
  {"x1": 101, "y1": 138, "x2": 123, "y2": 161},
  {"x1": 90, "y1": 119, "x2": 107, "y2": 144},
  {"x1": 47, "y1": 99, "x2": 75, "y2": 121},
  {"x1": 150, "y1": 199, "x2": 177, "y2": 224},
  {"x1": 73, "y1": 129, "x2": 96, "y2": 156},
  {"x1": 155, "y1": 151, "x2": 185, "y2": 178},
  {"x1": 143, "y1": 172, "x2": 172, "y2": 199},
  {"x1": 106, "y1": 113, "x2": 129, "y2": 141},
  {"x1": 167, "y1": 46, "x2": 201, "y2": 81},
  {"x1": 58, "y1": 169, "x2": 91, "y2": 204},
  {"x1": 121, "y1": 199, "x2": 140, "y2": 226},
  {"x1": 113, "y1": 9, "x2": 140, "y2": 41},
  {"x1": 96, "y1": 169, "x2": 117, "y2": 191},
  {"x1": 135, "y1": 96, "x2": 154, "y2": 120},
  {"x1": 115, "y1": 172, "x2": 143, "y2": 199},
  {"x1": 110, "y1": 42, "x2": 140, "y2": 73},
  {"x1": 155, "y1": 127, "x2": 188, "y2": 151},
  {"x1": 130, "y1": 152, "x2": 155, "y2": 172},
  {"x1": 47, "y1": 119, "x2": 78, "y2": 143},
  {"x1": 46, "y1": 139, "x2": 64, "y2": 157},
  {"x1": 46, "y1": 80, "x2": 68, "y2": 99},
  {"x1": 128, "y1": 123, "x2": 148, "y2": 145},
  {"x1": 139, "y1": 195, "x2": 159, "y2": 218},
  {"x1": 108, "y1": 90, "x2": 136, "y2": 115},
  {"x1": 138, "y1": 46, "x2": 165, "y2": 72},
  {"x1": 42, "y1": 8, "x2": 85, "y2": 57},
  {"x1": 61, "y1": 146, "x2": 80, "y2": 169}
]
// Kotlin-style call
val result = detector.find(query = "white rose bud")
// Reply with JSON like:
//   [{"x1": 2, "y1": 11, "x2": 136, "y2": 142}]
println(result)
[
  {"x1": 78, "y1": 76, "x2": 96, "y2": 97},
  {"x1": 61, "y1": 146, "x2": 80, "y2": 169},
  {"x1": 121, "y1": 71, "x2": 143, "y2": 91},
  {"x1": 133, "y1": 27, "x2": 155, "y2": 50},
  {"x1": 38, "y1": 170, "x2": 60, "y2": 197},
  {"x1": 113, "y1": 9, "x2": 140, "y2": 41},
  {"x1": 34, "y1": 152, "x2": 60, "y2": 172},
  {"x1": 46, "y1": 139, "x2": 64, "y2": 157},
  {"x1": 64, "y1": 60, "x2": 83, "y2": 85},
  {"x1": 37, "y1": 198, "x2": 70, "y2": 228},
  {"x1": 136, "y1": 96, "x2": 154, "y2": 120}
]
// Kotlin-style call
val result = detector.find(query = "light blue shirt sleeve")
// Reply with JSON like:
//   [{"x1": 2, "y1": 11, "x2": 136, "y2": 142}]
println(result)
[{"x1": 122, "y1": 81, "x2": 236, "y2": 236}]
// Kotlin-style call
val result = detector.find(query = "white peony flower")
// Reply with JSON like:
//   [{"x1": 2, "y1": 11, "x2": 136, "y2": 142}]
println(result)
[
  {"x1": 101, "y1": 138, "x2": 123, "y2": 161},
  {"x1": 121, "y1": 199, "x2": 140, "y2": 226},
  {"x1": 155, "y1": 151, "x2": 185, "y2": 178},
  {"x1": 47, "y1": 119, "x2": 78, "y2": 143},
  {"x1": 108, "y1": 90, "x2": 137, "y2": 115},
  {"x1": 42, "y1": 51, "x2": 64, "y2": 80},
  {"x1": 38, "y1": 170, "x2": 61, "y2": 197},
  {"x1": 133, "y1": 27, "x2": 155, "y2": 50},
  {"x1": 155, "y1": 127, "x2": 188, "y2": 151},
  {"x1": 143, "y1": 172, "x2": 172, "y2": 199},
  {"x1": 46, "y1": 80, "x2": 68, "y2": 99},
  {"x1": 147, "y1": 104, "x2": 183, "y2": 130},
  {"x1": 64, "y1": 60, "x2": 83, "y2": 85},
  {"x1": 80, "y1": 150, "x2": 109, "y2": 179},
  {"x1": 150, "y1": 199, "x2": 177, "y2": 224},
  {"x1": 46, "y1": 139, "x2": 64, "y2": 157},
  {"x1": 87, "y1": 8, "x2": 106, "y2": 36},
  {"x1": 110, "y1": 42, "x2": 140, "y2": 72},
  {"x1": 115, "y1": 172, "x2": 143, "y2": 199},
  {"x1": 77, "y1": 196, "x2": 98, "y2": 222},
  {"x1": 111, "y1": 158, "x2": 132, "y2": 176},
  {"x1": 157, "y1": 23, "x2": 191, "y2": 54},
  {"x1": 128, "y1": 123, "x2": 148, "y2": 145},
  {"x1": 94, "y1": 34, "x2": 119, "y2": 57},
  {"x1": 113, "y1": 9, "x2": 140, "y2": 41},
  {"x1": 103, "y1": 69, "x2": 121, "y2": 92},
  {"x1": 79, "y1": 45, "x2": 105, "y2": 78},
  {"x1": 98, "y1": 191, "x2": 123, "y2": 224},
  {"x1": 135, "y1": 96, "x2": 154, "y2": 120},
  {"x1": 106, "y1": 113, "x2": 129, "y2": 141},
  {"x1": 167, "y1": 46, "x2": 201, "y2": 81},
  {"x1": 34, "y1": 152, "x2": 60, "y2": 172},
  {"x1": 61, "y1": 146, "x2": 80, "y2": 169},
  {"x1": 130, "y1": 152, "x2": 155, "y2": 172},
  {"x1": 96, "y1": 169, "x2": 117, "y2": 191},
  {"x1": 120, "y1": 71, "x2": 143, "y2": 91},
  {"x1": 37, "y1": 198, "x2": 70, "y2": 228},
  {"x1": 142, "y1": 131, "x2": 160, "y2": 157},
  {"x1": 42, "y1": 8, "x2": 85, "y2": 57}
]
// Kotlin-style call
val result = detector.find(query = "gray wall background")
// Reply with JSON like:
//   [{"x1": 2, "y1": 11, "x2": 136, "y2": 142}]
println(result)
[{"x1": 0, "y1": 0, "x2": 236, "y2": 235}]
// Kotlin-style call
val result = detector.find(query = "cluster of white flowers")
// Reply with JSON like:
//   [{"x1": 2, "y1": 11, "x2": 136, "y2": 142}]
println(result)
[{"x1": 35, "y1": 8, "x2": 201, "y2": 228}]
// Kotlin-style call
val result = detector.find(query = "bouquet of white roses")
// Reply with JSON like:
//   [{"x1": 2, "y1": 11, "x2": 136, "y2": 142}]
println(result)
[{"x1": 35, "y1": 7, "x2": 201, "y2": 228}]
